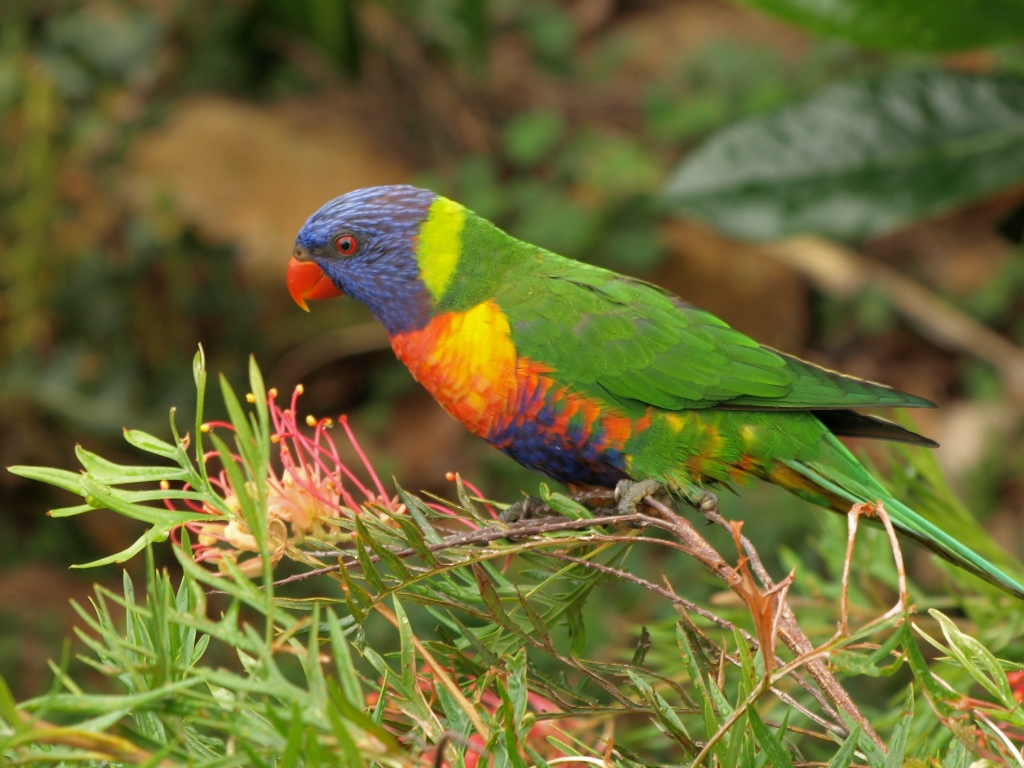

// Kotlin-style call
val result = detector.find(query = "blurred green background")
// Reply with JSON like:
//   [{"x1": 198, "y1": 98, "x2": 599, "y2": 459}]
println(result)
[{"x1": 5, "y1": 0, "x2": 1024, "y2": 703}]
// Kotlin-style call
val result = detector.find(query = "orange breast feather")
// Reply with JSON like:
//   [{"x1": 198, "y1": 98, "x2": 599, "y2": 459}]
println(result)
[{"x1": 389, "y1": 300, "x2": 525, "y2": 438}]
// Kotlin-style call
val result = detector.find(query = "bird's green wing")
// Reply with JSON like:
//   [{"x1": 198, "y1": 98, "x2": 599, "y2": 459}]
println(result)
[{"x1": 497, "y1": 258, "x2": 933, "y2": 415}]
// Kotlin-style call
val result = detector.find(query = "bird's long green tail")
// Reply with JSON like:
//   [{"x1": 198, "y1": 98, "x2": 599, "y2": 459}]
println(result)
[{"x1": 781, "y1": 437, "x2": 1024, "y2": 601}]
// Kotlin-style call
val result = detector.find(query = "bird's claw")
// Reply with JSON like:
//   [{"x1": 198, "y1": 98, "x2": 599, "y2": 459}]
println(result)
[
  {"x1": 614, "y1": 479, "x2": 662, "y2": 517},
  {"x1": 696, "y1": 490, "x2": 719, "y2": 518},
  {"x1": 500, "y1": 495, "x2": 546, "y2": 524}
]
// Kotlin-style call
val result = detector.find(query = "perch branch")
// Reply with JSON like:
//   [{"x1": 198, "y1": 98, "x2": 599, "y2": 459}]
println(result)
[{"x1": 641, "y1": 496, "x2": 884, "y2": 749}]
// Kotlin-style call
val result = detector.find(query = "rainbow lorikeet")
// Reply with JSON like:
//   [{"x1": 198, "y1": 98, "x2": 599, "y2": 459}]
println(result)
[{"x1": 287, "y1": 184, "x2": 1024, "y2": 599}]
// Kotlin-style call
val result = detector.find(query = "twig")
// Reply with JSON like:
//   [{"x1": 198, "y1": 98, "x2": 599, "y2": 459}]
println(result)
[
  {"x1": 642, "y1": 496, "x2": 885, "y2": 750},
  {"x1": 837, "y1": 505, "x2": 862, "y2": 639},
  {"x1": 871, "y1": 503, "x2": 911, "y2": 623},
  {"x1": 762, "y1": 236, "x2": 1024, "y2": 400},
  {"x1": 691, "y1": 646, "x2": 833, "y2": 767},
  {"x1": 264, "y1": 514, "x2": 651, "y2": 590},
  {"x1": 549, "y1": 552, "x2": 845, "y2": 739},
  {"x1": 373, "y1": 602, "x2": 490, "y2": 740}
]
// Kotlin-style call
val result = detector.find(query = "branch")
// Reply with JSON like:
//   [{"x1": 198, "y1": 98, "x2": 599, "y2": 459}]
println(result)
[
  {"x1": 547, "y1": 552, "x2": 845, "y2": 739},
  {"x1": 642, "y1": 496, "x2": 884, "y2": 749},
  {"x1": 762, "y1": 236, "x2": 1024, "y2": 400}
]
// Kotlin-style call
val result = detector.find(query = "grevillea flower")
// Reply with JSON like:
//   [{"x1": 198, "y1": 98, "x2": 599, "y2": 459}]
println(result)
[
  {"x1": 166, "y1": 384, "x2": 493, "y2": 577},
  {"x1": 167, "y1": 384, "x2": 411, "y2": 576}
]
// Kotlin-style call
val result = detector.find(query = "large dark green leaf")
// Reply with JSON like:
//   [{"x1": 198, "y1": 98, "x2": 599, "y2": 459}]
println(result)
[
  {"x1": 663, "y1": 70, "x2": 1024, "y2": 242},
  {"x1": 735, "y1": 0, "x2": 1024, "y2": 51}
]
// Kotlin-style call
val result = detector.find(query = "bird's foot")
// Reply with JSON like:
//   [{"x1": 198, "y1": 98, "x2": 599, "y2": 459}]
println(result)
[
  {"x1": 500, "y1": 495, "x2": 546, "y2": 524},
  {"x1": 614, "y1": 479, "x2": 662, "y2": 517},
  {"x1": 691, "y1": 489, "x2": 720, "y2": 523}
]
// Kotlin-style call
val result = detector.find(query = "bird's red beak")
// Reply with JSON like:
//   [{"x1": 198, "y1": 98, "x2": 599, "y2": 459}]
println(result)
[{"x1": 287, "y1": 256, "x2": 343, "y2": 312}]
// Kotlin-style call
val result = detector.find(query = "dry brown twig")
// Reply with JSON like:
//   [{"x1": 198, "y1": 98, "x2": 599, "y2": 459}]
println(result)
[
  {"x1": 835, "y1": 501, "x2": 912, "y2": 640},
  {"x1": 639, "y1": 496, "x2": 884, "y2": 748}
]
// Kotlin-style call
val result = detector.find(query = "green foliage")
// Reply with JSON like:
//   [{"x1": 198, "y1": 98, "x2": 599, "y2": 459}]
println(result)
[
  {"x1": 7, "y1": 0, "x2": 1024, "y2": 765},
  {"x1": 7, "y1": 355, "x2": 1024, "y2": 765},
  {"x1": 735, "y1": 0, "x2": 1024, "y2": 51},
  {"x1": 665, "y1": 69, "x2": 1024, "y2": 242}
]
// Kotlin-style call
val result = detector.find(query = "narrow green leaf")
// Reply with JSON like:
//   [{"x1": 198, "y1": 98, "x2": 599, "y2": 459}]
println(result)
[
  {"x1": 472, "y1": 564, "x2": 514, "y2": 630},
  {"x1": 75, "y1": 446, "x2": 189, "y2": 484},
  {"x1": 326, "y1": 677, "x2": 399, "y2": 751},
  {"x1": 515, "y1": 589, "x2": 554, "y2": 649},
  {"x1": 219, "y1": 373, "x2": 256, "y2": 466},
  {"x1": 628, "y1": 671, "x2": 696, "y2": 756},
  {"x1": 248, "y1": 354, "x2": 270, "y2": 445},
  {"x1": 452, "y1": 472, "x2": 486, "y2": 522},
  {"x1": 903, "y1": 624, "x2": 959, "y2": 716},
  {"x1": 355, "y1": 514, "x2": 410, "y2": 582},
  {"x1": 48, "y1": 504, "x2": 98, "y2": 518},
  {"x1": 884, "y1": 685, "x2": 914, "y2": 768},
  {"x1": 79, "y1": 476, "x2": 206, "y2": 527},
  {"x1": 193, "y1": 346, "x2": 209, "y2": 485},
  {"x1": 327, "y1": 608, "x2": 363, "y2": 707},
  {"x1": 279, "y1": 703, "x2": 304, "y2": 768},
  {"x1": 507, "y1": 647, "x2": 529, "y2": 733},
  {"x1": 396, "y1": 484, "x2": 444, "y2": 544},
  {"x1": 209, "y1": 432, "x2": 262, "y2": 551},
  {"x1": 326, "y1": 694, "x2": 368, "y2": 768},
  {"x1": 748, "y1": 705, "x2": 794, "y2": 768},
  {"x1": 931, "y1": 609, "x2": 1016, "y2": 705},
  {"x1": 7, "y1": 466, "x2": 83, "y2": 495},
  {"x1": 391, "y1": 510, "x2": 441, "y2": 566},
  {"x1": 678, "y1": 614, "x2": 718, "y2": 679},
  {"x1": 542, "y1": 491, "x2": 592, "y2": 520},
  {"x1": 676, "y1": 623, "x2": 721, "y2": 755},
  {"x1": 632, "y1": 626, "x2": 651, "y2": 667},
  {"x1": 123, "y1": 428, "x2": 179, "y2": 460},
  {"x1": 355, "y1": 537, "x2": 385, "y2": 595},
  {"x1": 445, "y1": 613, "x2": 501, "y2": 667},
  {"x1": 339, "y1": 563, "x2": 372, "y2": 622},
  {"x1": 71, "y1": 525, "x2": 175, "y2": 569},
  {"x1": 828, "y1": 724, "x2": 862, "y2": 768},
  {"x1": 0, "y1": 673, "x2": 22, "y2": 732}
]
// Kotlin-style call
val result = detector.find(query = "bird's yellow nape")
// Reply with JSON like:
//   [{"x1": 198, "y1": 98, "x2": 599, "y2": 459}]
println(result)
[{"x1": 416, "y1": 196, "x2": 466, "y2": 302}]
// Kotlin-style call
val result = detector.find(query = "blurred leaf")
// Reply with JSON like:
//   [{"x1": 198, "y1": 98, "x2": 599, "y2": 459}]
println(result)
[
  {"x1": 734, "y1": 0, "x2": 1024, "y2": 51},
  {"x1": 522, "y1": 4, "x2": 575, "y2": 72},
  {"x1": 502, "y1": 110, "x2": 565, "y2": 167},
  {"x1": 664, "y1": 70, "x2": 1024, "y2": 242}
]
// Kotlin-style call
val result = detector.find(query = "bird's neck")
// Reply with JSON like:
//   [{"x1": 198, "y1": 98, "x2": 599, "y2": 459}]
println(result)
[{"x1": 426, "y1": 210, "x2": 536, "y2": 314}]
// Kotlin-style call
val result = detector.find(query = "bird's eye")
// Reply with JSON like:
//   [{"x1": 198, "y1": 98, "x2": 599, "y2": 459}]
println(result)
[{"x1": 334, "y1": 235, "x2": 359, "y2": 256}]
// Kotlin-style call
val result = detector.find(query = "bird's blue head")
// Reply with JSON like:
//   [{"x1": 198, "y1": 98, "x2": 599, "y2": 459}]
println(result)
[{"x1": 288, "y1": 185, "x2": 438, "y2": 335}]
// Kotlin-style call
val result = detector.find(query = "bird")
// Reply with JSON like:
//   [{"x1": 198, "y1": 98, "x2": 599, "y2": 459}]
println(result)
[{"x1": 286, "y1": 184, "x2": 1024, "y2": 599}]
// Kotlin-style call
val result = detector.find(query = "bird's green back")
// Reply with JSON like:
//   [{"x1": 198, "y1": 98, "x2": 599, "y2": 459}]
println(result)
[{"x1": 486, "y1": 244, "x2": 931, "y2": 415}]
